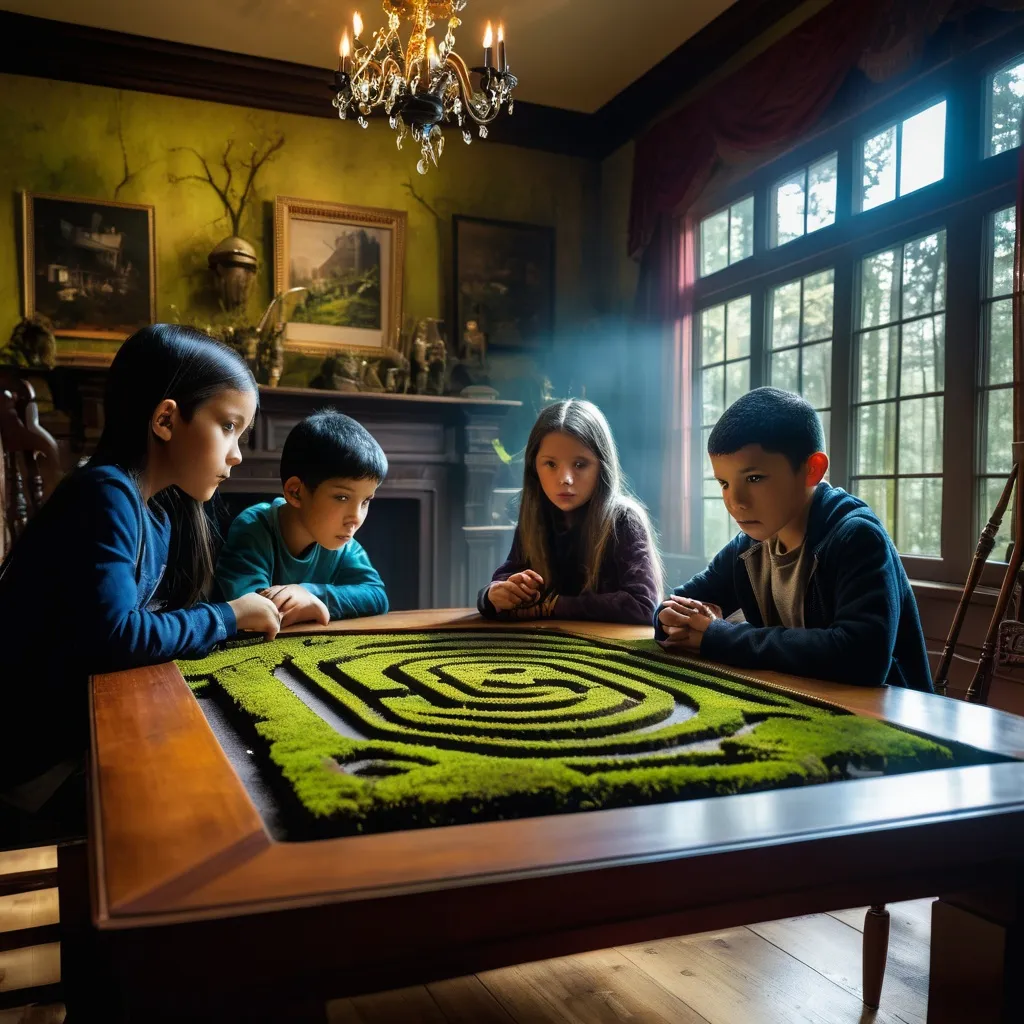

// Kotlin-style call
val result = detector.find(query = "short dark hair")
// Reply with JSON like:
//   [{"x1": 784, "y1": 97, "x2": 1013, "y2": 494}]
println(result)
[
  {"x1": 280, "y1": 409, "x2": 388, "y2": 489},
  {"x1": 707, "y1": 387, "x2": 825, "y2": 470}
]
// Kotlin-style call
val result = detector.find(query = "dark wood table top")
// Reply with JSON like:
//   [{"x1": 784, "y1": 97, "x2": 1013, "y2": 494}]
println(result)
[{"x1": 89, "y1": 610, "x2": 1024, "y2": 930}]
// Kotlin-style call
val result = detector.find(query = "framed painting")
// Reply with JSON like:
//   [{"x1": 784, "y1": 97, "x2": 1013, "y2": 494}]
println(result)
[
  {"x1": 274, "y1": 196, "x2": 407, "y2": 356},
  {"x1": 453, "y1": 215, "x2": 555, "y2": 352},
  {"x1": 22, "y1": 191, "x2": 156, "y2": 341}
]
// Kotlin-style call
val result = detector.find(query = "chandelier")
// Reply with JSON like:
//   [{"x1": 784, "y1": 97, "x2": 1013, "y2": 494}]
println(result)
[{"x1": 333, "y1": 0, "x2": 517, "y2": 174}]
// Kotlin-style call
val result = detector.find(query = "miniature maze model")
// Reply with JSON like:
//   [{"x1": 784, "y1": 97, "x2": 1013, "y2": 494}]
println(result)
[{"x1": 178, "y1": 630, "x2": 965, "y2": 839}]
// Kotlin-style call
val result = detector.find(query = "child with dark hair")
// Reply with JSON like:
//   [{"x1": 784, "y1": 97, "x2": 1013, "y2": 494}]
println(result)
[
  {"x1": 656, "y1": 387, "x2": 932, "y2": 690},
  {"x1": 216, "y1": 409, "x2": 388, "y2": 625},
  {"x1": 0, "y1": 324, "x2": 276, "y2": 831}
]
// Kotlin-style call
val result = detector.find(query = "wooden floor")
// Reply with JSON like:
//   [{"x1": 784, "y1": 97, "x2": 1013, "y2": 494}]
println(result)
[{"x1": 1, "y1": 847, "x2": 932, "y2": 1024}]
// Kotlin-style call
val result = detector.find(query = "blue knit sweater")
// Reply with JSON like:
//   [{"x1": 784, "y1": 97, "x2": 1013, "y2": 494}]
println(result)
[
  {"x1": 214, "y1": 498, "x2": 388, "y2": 620},
  {"x1": 0, "y1": 463, "x2": 234, "y2": 787},
  {"x1": 655, "y1": 483, "x2": 933, "y2": 690}
]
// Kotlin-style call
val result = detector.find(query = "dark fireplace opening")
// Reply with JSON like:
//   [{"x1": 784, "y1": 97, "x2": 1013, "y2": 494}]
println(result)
[{"x1": 214, "y1": 493, "x2": 421, "y2": 612}]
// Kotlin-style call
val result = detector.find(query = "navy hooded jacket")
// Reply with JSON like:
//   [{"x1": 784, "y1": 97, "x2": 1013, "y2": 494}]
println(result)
[{"x1": 655, "y1": 482, "x2": 933, "y2": 690}]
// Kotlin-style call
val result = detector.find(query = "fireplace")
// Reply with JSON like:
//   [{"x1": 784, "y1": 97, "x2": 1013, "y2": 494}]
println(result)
[{"x1": 217, "y1": 385, "x2": 520, "y2": 609}]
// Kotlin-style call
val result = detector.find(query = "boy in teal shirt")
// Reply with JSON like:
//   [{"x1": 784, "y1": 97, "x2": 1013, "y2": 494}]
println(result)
[{"x1": 216, "y1": 410, "x2": 388, "y2": 626}]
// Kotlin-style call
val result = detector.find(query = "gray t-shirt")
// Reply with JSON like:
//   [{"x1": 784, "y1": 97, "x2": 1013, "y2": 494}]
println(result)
[{"x1": 749, "y1": 536, "x2": 811, "y2": 628}]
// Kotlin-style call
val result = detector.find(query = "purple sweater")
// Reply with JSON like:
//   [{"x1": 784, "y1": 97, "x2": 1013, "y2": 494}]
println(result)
[{"x1": 477, "y1": 511, "x2": 659, "y2": 625}]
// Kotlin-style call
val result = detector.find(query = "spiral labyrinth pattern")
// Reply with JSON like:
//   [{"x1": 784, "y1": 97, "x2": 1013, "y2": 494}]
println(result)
[{"x1": 179, "y1": 630, "x2": 956, "y2": 838}]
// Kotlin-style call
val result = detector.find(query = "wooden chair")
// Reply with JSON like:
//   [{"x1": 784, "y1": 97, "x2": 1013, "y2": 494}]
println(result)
[{"x1": 0, "y1": 374, "x2": 61, "y2": 549}]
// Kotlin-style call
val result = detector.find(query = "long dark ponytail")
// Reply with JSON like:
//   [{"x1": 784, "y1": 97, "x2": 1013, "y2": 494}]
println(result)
[{"x1": 92, "y1": 324, "x2": 257, "y2": 607}]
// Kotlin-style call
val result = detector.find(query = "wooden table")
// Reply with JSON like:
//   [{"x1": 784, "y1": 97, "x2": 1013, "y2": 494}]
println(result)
[{"x1": 83, "y1": 610, "x2": 1024, "y2": 1023}]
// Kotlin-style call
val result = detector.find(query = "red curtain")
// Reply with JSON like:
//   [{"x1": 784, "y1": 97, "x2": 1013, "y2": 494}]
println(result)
[{"x1": 628, "y1": 0, "x2": 885, "y2": 257}]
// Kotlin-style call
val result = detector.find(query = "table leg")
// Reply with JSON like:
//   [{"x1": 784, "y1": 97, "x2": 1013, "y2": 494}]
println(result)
[{"x1": 928, "y1": 883, "x2": 1023, "y2": 1023}]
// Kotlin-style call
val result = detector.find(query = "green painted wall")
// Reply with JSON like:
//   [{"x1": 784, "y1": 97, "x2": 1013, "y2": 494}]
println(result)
[{"x1": 0, "y1": 74, "x2": 599, "y2": 383}]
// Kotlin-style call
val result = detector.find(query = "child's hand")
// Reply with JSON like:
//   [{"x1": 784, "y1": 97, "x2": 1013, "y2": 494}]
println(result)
[
  {"x1": 260, "y1": 585, "x2": 330, "y2": 627},
  {"x1": 659, "y1": 595, "x2": 720, "y2": 628},
  {"x1": 228, "y1": 593, "x2": 282, "y2": 640},
  {"x1": 488, "y1": 570, "x2": 544, "y2": 611},
  {"x1": 657, "y1": 597, "x2": 719, "y2": 652}
]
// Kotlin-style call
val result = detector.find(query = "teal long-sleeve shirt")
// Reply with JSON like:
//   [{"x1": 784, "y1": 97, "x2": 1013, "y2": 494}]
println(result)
[{"x1": 215, "y1": 498, "x2": 388, "y2": 620}]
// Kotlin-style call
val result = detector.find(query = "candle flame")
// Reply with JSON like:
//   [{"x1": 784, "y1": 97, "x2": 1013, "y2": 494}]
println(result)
[
  {"x1": 498, "y1": 23, "x2": 504, "y2": 43},
  {"x1": 427, "y1": 37, "x2": 438, "y2": 65},
  {"x1": 353, "y1": 11, "x2": 363, "y2": 37},
  {"x1": 483, "y1": 21, "x2": 493, "y2": 47},
  {"x1": 340, "y1": 29, "x2": 350, "y2": 58}
]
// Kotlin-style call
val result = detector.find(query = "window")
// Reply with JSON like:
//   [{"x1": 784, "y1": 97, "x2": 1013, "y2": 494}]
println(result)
[
  {"x1": 699, "y1": 296, "x2": 751, "y2": 557},
  {"x1": 853, "y1": 231, "x2": 946, "y2": 556},
  {"x1": 988, "y1": 57, "x2": 1024, "y2": 156},
  {"x1": 699, "y1": 196, "x2": 754, "y2": 277},
  {"x1": 978, "y1": 206, "x2": 1016, "y2": 560},
  {"x1": 771, "y1": 154, "x2": 838, "y2": 247},
  {"x1": 858, "y1": 100, "x2": 947, "y2": 212},
  {"x1": 767, "y1": 269, "x2": 834, "y2": 449}
]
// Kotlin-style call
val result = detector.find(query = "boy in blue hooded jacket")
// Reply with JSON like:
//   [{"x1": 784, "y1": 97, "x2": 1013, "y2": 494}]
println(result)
[{"x1": 656, "y1": 388, "x2": 932, "y2": 691}]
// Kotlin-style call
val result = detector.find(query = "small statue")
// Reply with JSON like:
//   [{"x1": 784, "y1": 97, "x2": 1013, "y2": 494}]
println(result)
[
  {"x1": 257, "y1": 324, "x2": 285, "y2": 388},
  {"x1": 425, "y1": 336, "x2": 447, "y2": 395},
  {"x1": 375, "y1": 347, "x2": 410, "y2": 394},
  {"x1": 3, "y1": 314, "x2": 57, "y2": 369},
  {"x1": 309, "y1": 352, "x2": 362, "y2": 392},
  {"x1": 461, "y1": 319, "x2": 486, "y2": 367},
  {"x1": 411, "y1": 327, "x2": 429, "y2": 394},
  {"x1": 362, "y1": 359, "x2": 385, "y2": 392}
]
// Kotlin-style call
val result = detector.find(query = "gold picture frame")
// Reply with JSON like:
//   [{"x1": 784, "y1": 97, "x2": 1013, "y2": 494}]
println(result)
[
  {"x1": 22, "y1": 191, "x2": 157, "y2": 343},
  {"x1": 273, "y1": 196, "x2": 407, "y2": 356}
]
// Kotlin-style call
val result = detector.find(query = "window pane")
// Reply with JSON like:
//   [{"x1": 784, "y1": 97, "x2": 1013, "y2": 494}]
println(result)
[
  {"x1": 862, "y1": 124, "x2": 897, "y2": 211},
  {"x1": 774, "y1": 172, "x2": 806, "y2": 247},
  {"x1": 702, "y1": 365, "x2": 725, "y2": 425},
  {"x1": 988, "y1": 298, "x2": 1014, "y2": 386},
  {"x1": 730, "y1": 197, "x2": 755, "y2": 264},
  {"x1": 857, "y1": 327, "x2": 899, "y2": 401},
  {"x1": 991, "y1": 205, "x2": 1015, "y2": 297},
  {"x1": 769, "y1": 280, "x2": 801, "y2": 349},
  {"x1": 807, "y1": 155, "x2": 838, "y2": 234},
  {"x1": 701, "y1": 211, "x2": 729, "y2": 277},
  {"x1": 990, "y1": 59, "x2": 1024, "y2": 157},
  {"x1": 701, "y1": 426, "x2": 714, "y2": 460},
  {"x1": 901, "y1": 315, "x2": 945, "y2": 395},
  {"x1": 771, "y1": 348, "x2": 800, "y2": 393},
  {"x1": 818, "y1": 409, "x2": 831, "y2": 454},
  {"x1": 979, "y1": 476, "x2": 1014, "y2": 561},
  {"x1": 726, "y1": 297, "x2": 751, "y2": 359},
  {"x1": 900, "y1": 101, "x2": 946, "y2": 196},
  {"x1": 856, "y1": 478, "x2": 895, "y2": 537},
  {"x1": 857, "y1": 403, "x2": 897, "y2": 475},
  {"x1": 899, "y1": 396, "x2": 943, "y2": 474},
  {"x1": 703, "y1": 499, "x2": 733, "y2": 560},
  {"x1": 897, "y1": 477, "x2": 942, "y2": 556},
  {"x1": 802, "y1": 341, "x2": 832, "y2": 410},
  {"x1": 802, "y1": 270, "x2": 835, "y2": 342},
  {"x1": 700, "y1": 304, "x2": 725, "y2": 364},
  {"x1": 726, "y1": 359, "x2": 750, "y2": 407},
  {"x1": 983, "y1": 387, "x2": 1013, "y2": 475},
  {"x1": 861, "y1": 248, "x2": 899, "y2": 327},
  {"x1": 902, "y1": 232, "x2": 946, "y2": 318}
]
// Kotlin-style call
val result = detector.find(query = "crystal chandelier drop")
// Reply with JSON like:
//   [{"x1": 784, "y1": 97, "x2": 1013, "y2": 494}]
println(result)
[{"x1": 333, "y1": 0, "x2": 517, "y2": 174}]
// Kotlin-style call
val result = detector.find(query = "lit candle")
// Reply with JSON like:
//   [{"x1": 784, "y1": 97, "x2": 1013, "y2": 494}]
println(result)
[
  {"x1": 483, "y1": 21, "x2": 493, "y2": 69},
  {"x1": 497, "y1": 23, "x2": 506, "y2": 72},
  {"x1": 353, "y1": 11, "x2": 363, "y2": 40},
  {"x1": 427, "y1": 37, "x2": 439, "y2": 72},
  {"x1": 340, "y1": 29, "x2": 350, "y2": 73}
]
